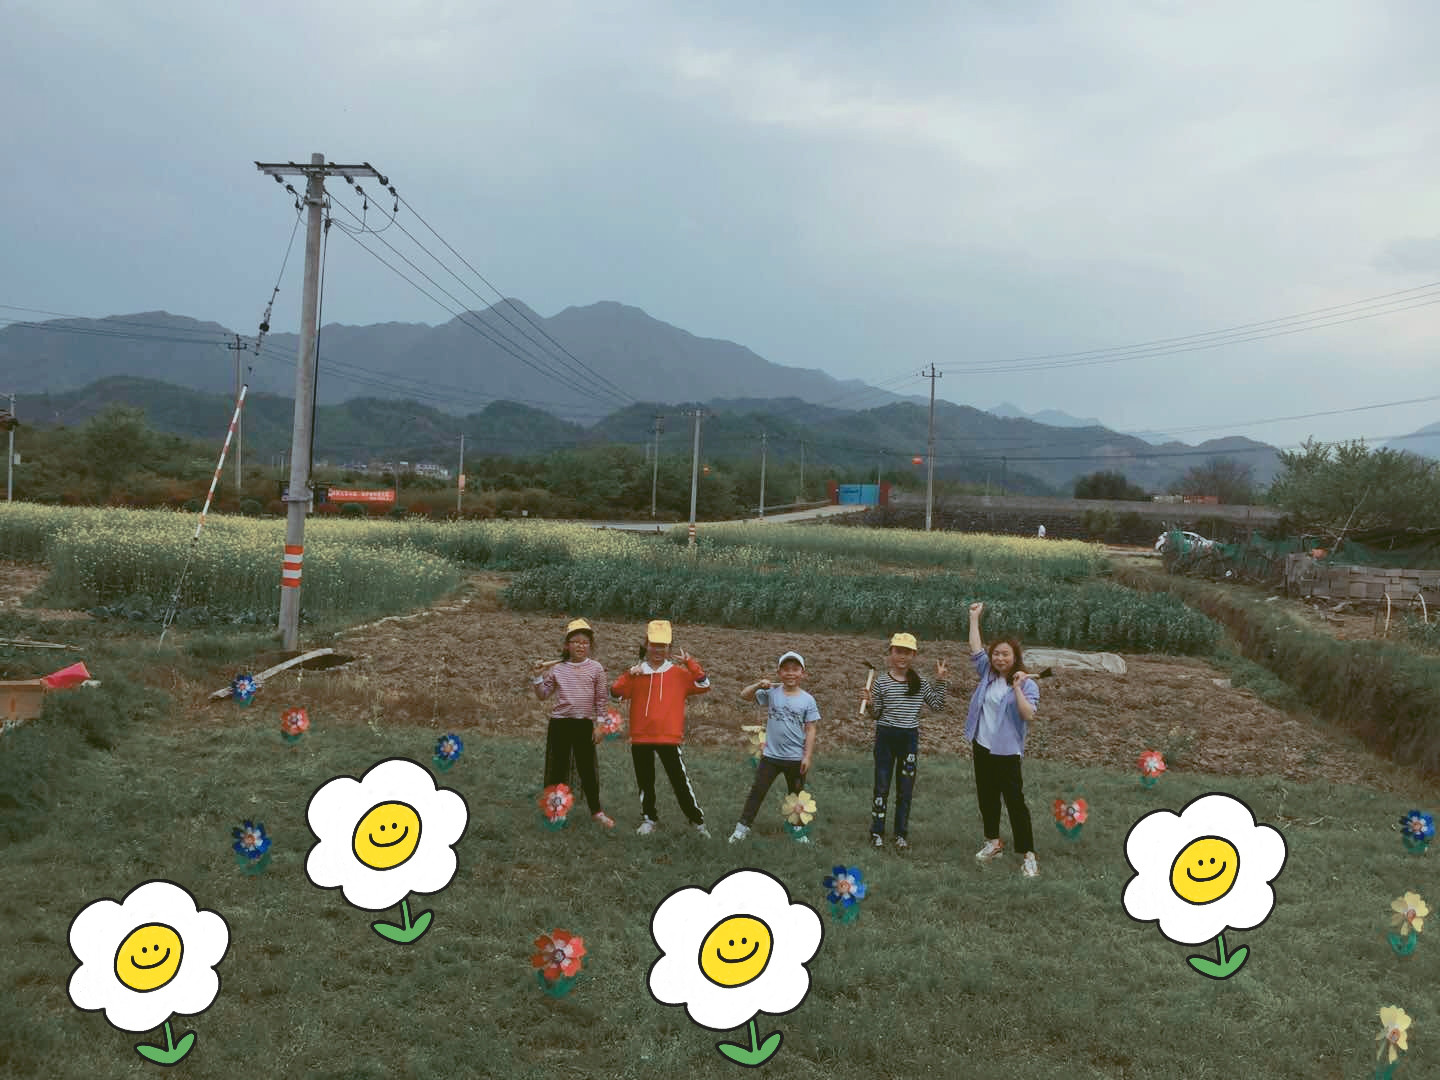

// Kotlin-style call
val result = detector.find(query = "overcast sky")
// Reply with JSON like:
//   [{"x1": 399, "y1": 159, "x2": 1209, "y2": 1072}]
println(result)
[{"x1": 4, "y1": 1, "x2": 1439, "y2": 447}]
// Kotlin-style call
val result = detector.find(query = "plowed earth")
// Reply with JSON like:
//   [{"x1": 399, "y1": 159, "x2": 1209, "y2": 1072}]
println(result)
[{"x1": 181, "y1": 574, "x2": 1435, "y2": 800}]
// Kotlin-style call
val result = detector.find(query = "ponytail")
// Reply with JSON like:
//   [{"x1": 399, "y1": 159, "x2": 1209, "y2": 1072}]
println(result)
[{"x1": 905, "y1": 668, "x2": 922, "y2": 695}]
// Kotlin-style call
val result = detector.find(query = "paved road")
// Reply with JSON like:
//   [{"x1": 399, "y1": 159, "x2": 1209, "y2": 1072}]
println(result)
[{"x1": 573, "y1": 504, "x2": 873, "y2": 532}]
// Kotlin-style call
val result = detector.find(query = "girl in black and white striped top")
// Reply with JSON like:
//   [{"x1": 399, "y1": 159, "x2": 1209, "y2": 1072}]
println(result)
[{"x1": 860, "y1": 632, "x2": 947, "y2": 850}]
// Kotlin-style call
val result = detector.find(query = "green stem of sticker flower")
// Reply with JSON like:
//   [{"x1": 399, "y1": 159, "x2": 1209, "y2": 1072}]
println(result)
[
  {"x1": 1215, "y1": 932, "x2": 1227, "y2": 966},
  {"x1": 400, "y1": 898, "x2": 412, "y2": 931},
  {"x1": 164, "y1": 1021, "x2": 175, "y2": 1052},
  {"x1": 747, "y1": 1019, "x2": 759, "y2": 1053}
]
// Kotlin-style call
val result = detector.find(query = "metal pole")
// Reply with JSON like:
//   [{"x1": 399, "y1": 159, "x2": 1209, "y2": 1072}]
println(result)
[
  {"x1": 799, "y1": 441, "x2": 804, "y2": 501},
  {"x1": 650, "y1": 414, "x2": 663, "y2": 518},
  {"x1": 456, "y1": 433, "x2": 464, "y2": 515},
  {"x1": 924, "y1": 364, "x2": 941, "y2": 531},
  {"x1": 687, "y1": 408, "x2": 702, "y2": 546},
  {"x1": 278, "y1": 152, "x2": 326, "y2": 651},
  {"x1": 5, "y1": 392, "x2": 13, "y2": 503},
  {"x1": 759, "y1": 431, "x2": 767, "y2": 518}
]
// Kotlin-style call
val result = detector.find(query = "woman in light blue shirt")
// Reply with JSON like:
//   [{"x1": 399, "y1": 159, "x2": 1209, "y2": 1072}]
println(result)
[{"x1": 965, "y1": 602, "x2": 1040, "y2": 878}]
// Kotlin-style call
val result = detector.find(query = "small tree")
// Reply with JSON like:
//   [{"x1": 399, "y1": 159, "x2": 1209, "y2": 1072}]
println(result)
[
  {"x1": 1074, "y1": 470, "x2": 1149, "y2": 500},
  {"x1": 1268, "y1": 438, "x2": 1440, "y2": 540},
  {"x1": 1170, "y1": 457, "x2": 1254, "y2": 505}
]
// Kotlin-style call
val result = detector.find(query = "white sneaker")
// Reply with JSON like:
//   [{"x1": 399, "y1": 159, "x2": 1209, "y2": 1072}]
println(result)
[
  {"x1": 728, "y1": 823, "x2": 750, "y2": 844},
  {"x1": 794, "y1": 835, "x2": 811, "y2": 844},
  {"x1": 694, "y1": 823, "x2": 711, "y2": 839},
  {"x1": 975, "y1": 838, "x2": 1005, "y2": 862},
  {"x1": 871, "y1": 834, "x2": 884, "y2": 848},
  {"x1": 1022, "y1": 852, "x2": 1039, "y2": 878},
  {"x1": 636, "y1": 818, "x2": 656, "y2": 836}
]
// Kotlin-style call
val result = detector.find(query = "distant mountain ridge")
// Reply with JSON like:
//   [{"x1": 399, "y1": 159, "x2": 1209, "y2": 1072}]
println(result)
[
  {"x1": 1385, "y1": 421, "x2": 1440, "y2": 461},
  {"x1": 18, "y1": 377, "x2": 1286, "y2": 494}
]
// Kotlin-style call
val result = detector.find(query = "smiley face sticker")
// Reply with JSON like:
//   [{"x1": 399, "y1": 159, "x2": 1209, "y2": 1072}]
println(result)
[
  {"x1": 699, "y1": 915, "x2": 774, "y2": 988},
  {"x1": 69, "y1": 880, "x2": 229, "y2": 1066},
  {"x1": 307, "y1": 758, "x2": 469, "y2": 945},
  {"x1": 650, "y1": 868, "x2": 822, "y2": 1067},
  {"x1": 1123, "y1": 793, "x2": 1286, "y2": 979}
]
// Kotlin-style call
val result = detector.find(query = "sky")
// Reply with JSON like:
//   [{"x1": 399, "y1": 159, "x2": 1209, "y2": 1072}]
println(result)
[{"x1": 4, "y1": 0, "x2": 1440, "y2": 449}]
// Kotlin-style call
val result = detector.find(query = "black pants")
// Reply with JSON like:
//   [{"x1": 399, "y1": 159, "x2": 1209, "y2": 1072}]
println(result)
[
  {"x1": 543, "y1": 717, "x2": 602, "y2": 815},
  {"x1": 631, "y1": 744, "x2": 704, "y2": 825},
  {"x1": 871, "y1": 725, "x2": 919, "y2": 838},
  {"x1": 738, "y1": 757, "x2": 805, "y2": 827},
  {"x1": 972, "y1": 740, "x2": 1034, "y2": 854}
]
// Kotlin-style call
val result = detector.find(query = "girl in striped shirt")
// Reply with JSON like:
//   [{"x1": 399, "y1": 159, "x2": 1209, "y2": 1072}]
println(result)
[
  {"x1": 860, "y1": 632, "x2": 948, "y2": 850},
  {"x1": 531, "y1": 618, "x2": 615, "y2": 830}
]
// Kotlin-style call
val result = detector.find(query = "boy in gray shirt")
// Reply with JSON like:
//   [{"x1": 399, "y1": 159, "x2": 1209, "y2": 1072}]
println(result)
[{"x1": 728, "y1": 651, "x2": 819, "y2": 843}]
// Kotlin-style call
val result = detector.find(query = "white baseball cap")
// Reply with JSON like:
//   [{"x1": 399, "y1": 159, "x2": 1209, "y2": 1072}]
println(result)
[{"x1": 777, "y1": 651, "x2": 805, "y2": 668}]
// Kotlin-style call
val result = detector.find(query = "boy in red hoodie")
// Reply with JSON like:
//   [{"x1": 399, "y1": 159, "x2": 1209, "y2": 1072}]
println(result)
[{"x1": 609, "y1": 620, "x2": 711, "y2": 837}]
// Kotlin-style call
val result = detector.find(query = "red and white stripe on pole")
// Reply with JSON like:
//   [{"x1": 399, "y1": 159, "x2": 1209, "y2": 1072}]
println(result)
[
  {"x1": 281, "y1": 545, "x2": 303, "y2": 588},
  {"x1": 192, "y1": 385, "x2": 249, "y2": 540},
  {"x1": 687, "y1": 523, "x2": 697, "y2": 547}
]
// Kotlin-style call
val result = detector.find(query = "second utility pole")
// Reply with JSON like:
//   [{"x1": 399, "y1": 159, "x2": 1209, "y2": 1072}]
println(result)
[
  {"x1": 922, "y1": 364, "x2": 942, "y2": 531},
  {"x1": 758, "y1": 431, "x2": 767, "y2": 518},
  {"x1": 686, "y1": 408, "x2": 704, "y2": 546},
  {"x1": 226, "y1": 334, "x2": 246, "y2": 493}
]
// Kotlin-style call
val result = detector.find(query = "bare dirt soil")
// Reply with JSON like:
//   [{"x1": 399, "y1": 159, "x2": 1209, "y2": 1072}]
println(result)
[{"x1": 172, "y1": 573, "x2": 1438, "y2": 800}]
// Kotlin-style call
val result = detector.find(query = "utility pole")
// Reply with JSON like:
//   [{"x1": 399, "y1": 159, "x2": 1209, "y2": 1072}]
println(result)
[
  {"x1": 225, "y1": 334, "x2": 246, "y2": 493},
  {"x1": 799, "y1": 440, "x2": 805, "y2": 502},
  {"x1": 758, "y1": 431, "x2": 767, "y2": 518},
  {"x1": 921, "y1": 364, "x2": 942, "y2": 531},
  {"x1": 3, "y1": 392, "x2": 14, "y2": 503},
  {"x1": 650, "y1": 413, "x2": 664, "y2": 518},
  {"x1": 686, "y1": 408, "x2": 704, "y2": 546},
  {"x1": 258, "y1": 154, "x2": 387, "y2": 651},
  {"x1": 1001, "y1": 455, "x2": 1008, "y2": 494},
  {"x1": 456, "y1": 432, "x2": 465, "y2": 516}
]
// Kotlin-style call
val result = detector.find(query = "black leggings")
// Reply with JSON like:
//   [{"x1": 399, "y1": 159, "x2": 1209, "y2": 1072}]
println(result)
[
  {"x1": 631, "y1": 744, "x2": 704, "y2": 825},
  {"x1": 543, "y1": 717, "x2": 602, "y2": 814},
  {"x1": 738, "y1": 757, "x2": 806, "y2": 827},
  {"x1": 972, "y1": 740, "x2": 1034, "y2": 853}
]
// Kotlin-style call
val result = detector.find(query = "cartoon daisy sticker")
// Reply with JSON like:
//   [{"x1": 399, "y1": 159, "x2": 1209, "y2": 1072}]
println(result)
[
  {"x1": 305, "y1": 758, "x2": 469, "y2": 945},
  {"x1": 649, "y1": 868, "x2": 822, "y2": 1067},
  {"x1": 68, "y1": 880, "x2": 230, "y2": 1066},
  {"x1": 1122, "y1": 792, "x2": 1287, "y2": 979}
]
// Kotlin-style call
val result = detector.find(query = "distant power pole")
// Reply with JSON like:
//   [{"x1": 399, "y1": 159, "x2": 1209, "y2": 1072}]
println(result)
[
  {"x1": 758, "y1": 431, "x2": 767, "y2": 518},
  {"x1": 225, "y1": 334, "x2": 247, "y2": 493},
  {"x1": 799, "y1": 440, "x2": 805, "y2": 501},
  {"x1": 456, "y1": 432, "x2": 465, "y2": 516},
  {"x1": 685, "y1": 408, "x2": 704, "y2": 546},
  {"x1": 922, "y1": 364, "x2": 942, "y2": 531},
  {"x1": 3, "y1": 392, "x2": 14, "y2": 503},
  {"x1": 257, "y1": 153, "x2": 388, "y2": 651},
  {"x1": 650, "y1": 413, "x2": 664, "y2": 518}
]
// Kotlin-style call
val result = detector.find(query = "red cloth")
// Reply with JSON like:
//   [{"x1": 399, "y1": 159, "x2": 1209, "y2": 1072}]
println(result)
[{"x1": 41, "y1": 662, "x2": 91, "y2": 689}]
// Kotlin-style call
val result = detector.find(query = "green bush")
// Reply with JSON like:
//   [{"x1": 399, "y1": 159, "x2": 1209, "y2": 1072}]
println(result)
[{"x1": 340, "y1": 502, "x2": 366, "y2": 518}]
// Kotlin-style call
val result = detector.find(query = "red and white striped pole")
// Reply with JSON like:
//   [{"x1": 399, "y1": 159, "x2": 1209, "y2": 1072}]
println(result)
[
  {"x1": 192, "y1": 385, "x2": 249, "y2": 540},
  {"x1": 281, "y1": 544, "x2": 303, "y2": 589}
]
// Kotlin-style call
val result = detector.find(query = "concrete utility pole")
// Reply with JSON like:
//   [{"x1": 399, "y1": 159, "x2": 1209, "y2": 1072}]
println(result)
[
  {"x1": 4, "y1": 392, "x2": 14, "y2": 503},
  {"x1": 799, "y1": 440, "x2": 805, "y2": 501},
  {"x1": 650, "y1": 413, "x2": 664, "y2": 518},
  {"x1": 758, "y1": 431, "x2": 767, "y2": 518},
  {"x1": 225, "y1": 334, "x2": 246, "y2": 493},
  {"x1": 686, "y1": 408, "x2": 704, "y2": 546},
  {"x1": 257, "y1": 154, "x2": 387, "y2": 651},
  {"x1": 922, "y1": 364, "x2": 942, "y2": 531},
  {"x1": 456, "y1": 432, "x2": 465, "y2": 516}
]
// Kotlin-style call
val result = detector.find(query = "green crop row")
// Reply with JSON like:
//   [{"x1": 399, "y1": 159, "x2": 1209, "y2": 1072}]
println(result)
[
  {"x1": 504, "y1": 560, "x2": 1220, "y2": 654},
  {"x1": 667, "y1": 522, "x2": 1108, "y2": 577}
]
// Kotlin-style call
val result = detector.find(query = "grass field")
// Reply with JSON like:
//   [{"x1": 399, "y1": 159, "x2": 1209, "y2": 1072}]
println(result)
[{"x1": 2, "y1": 714, "x2": 1433, "y2": 1080}]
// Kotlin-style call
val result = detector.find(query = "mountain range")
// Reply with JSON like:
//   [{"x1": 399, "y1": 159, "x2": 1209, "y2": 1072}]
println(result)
[{"x1": 7, "y1": 299, "x2": 1406, "y2": 491}]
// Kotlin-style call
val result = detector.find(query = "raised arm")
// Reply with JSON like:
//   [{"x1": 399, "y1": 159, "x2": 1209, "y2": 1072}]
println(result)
[
  {"x1": 968, "y1": 601, "x2": 985, "y2": 655},
  {"x1": 740, "y1": 678, "x2": 772, "y2": 702}
]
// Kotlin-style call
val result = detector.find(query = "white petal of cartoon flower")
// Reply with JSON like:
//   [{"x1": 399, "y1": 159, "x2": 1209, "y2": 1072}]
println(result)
[
  {"x1": 1123, "y1": 792, "x2": 1287, "y2": 945},
  {"x1": 306, "y1": 758, "x2": 469, "y2": 911},
  {"x1": 649, "y1": 868, "x2": 823, "y2": 1032},
  {"x1": 68, "y1": 880, "x2": 229, "y2": 1033}
]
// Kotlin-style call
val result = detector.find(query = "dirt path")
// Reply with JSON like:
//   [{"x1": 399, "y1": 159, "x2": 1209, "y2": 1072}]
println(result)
[{"x1": 178, "y1": 573, "x2": 1438, "y2": 799}]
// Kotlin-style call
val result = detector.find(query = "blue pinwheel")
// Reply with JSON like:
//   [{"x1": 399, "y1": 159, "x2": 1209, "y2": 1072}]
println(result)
[{"x1": 822, "y1": 865, "x2": 867, "y2": 923}]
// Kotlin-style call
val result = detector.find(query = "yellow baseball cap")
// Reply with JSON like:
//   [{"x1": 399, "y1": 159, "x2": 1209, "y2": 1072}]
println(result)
[
  {"x1": 646, "y1": 619, "x2": 673, "y2": 644},
  {"x1": 565, "y1": 618, "x2": 593, "y2": 636},
  {"x1": 889, "y1": 632, "x2": 918, "y2": 651}
]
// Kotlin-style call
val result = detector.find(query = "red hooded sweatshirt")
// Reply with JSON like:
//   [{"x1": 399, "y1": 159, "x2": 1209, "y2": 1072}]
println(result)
[{"x1": 610, "y1": 658, "x2": 710, "y2": 745}]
